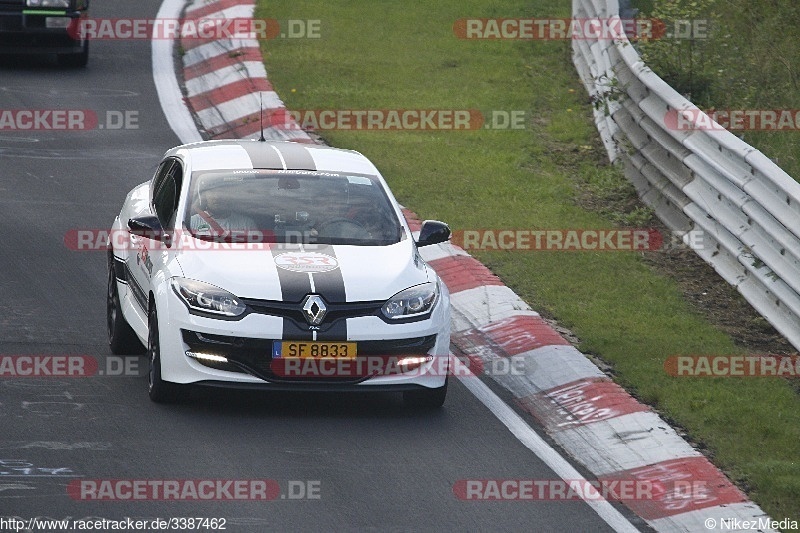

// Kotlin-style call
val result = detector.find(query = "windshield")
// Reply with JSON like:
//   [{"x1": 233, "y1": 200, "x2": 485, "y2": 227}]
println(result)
[{"x1": 183, "y1": 169, "x2": 405, "y2": 246}]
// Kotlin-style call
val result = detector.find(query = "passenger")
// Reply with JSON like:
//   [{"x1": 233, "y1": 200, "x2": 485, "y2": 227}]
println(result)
[{"x1": 190, "y1": 181, "x2": 256, "y2": 237}]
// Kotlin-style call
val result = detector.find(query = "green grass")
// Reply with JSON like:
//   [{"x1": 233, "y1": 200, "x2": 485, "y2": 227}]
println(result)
[{"x1": 256, "y1": 0, "x2": 800, "y2": 521}]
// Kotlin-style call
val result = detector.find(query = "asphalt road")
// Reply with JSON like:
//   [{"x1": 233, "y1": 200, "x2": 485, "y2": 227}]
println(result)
[{"x1": 0, "y1": 2, "x2": 645, "y2": 531}]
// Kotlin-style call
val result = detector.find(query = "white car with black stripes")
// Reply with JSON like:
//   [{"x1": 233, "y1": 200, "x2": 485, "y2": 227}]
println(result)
[{"x1": 107, "y1": 139, "x2": 452, "y2": 407}]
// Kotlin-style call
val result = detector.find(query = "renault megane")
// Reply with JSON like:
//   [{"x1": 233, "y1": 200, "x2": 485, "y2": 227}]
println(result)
[{"x1": 106, "y1": 140, "x2": 451, "y2": 407}]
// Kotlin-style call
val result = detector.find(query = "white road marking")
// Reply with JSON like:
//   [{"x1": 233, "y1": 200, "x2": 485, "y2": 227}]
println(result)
[
  {"x1": 453, "y1": 356, "x2": 640, "y2": 533},
  {"x1": 152, "y1": 0, "x2": 204, "y2": 145}
]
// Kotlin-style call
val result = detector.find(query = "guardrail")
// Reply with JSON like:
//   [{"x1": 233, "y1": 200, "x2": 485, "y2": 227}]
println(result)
[{"x1": 572, "y1": 0, "x2": 800, "y2": 351}]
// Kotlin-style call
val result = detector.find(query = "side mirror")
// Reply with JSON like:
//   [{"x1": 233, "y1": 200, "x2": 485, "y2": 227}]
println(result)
[
  {"x1": 416, "y1": 220, "x2": 451, "y2": 247},
  {"x1": 128, "y1": 216, "x2": 171, "y2": 246}
]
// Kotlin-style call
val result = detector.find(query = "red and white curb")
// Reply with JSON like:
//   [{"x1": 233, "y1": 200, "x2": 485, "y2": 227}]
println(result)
[
  {"x1": 172, "y1": 1, "x2": 775, "y2": 530},
  {"x1": 179, "y1": 0, "x2": 311, "y2": 142},
  {"x1": 405, "y1": 224, "x2": 774, "y2": 531}
]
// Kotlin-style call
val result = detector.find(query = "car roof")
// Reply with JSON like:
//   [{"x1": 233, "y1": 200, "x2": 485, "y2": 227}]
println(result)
[{"x1": 166, "y1": 140, "x2": 381, "y2": 176}]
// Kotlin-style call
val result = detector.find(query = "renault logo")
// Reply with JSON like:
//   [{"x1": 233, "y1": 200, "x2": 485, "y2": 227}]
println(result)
[{"x1": 301, "y1": 294, "x2": 327, "y2": 326}]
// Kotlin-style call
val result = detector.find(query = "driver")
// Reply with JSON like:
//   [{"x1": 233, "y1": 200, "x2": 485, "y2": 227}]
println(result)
[
  {"x1": 343, "y1": 193, "x2": 394, "y2": 240},
  {"x1": 312, "y1": 183, "x2": 399, "y2": 242},
  {"x1": 189, "y1": 177, "x2": 256, "y2": 237},
  {"x1": 313, "y1": 184, "x2": 368, "y2": 240}
]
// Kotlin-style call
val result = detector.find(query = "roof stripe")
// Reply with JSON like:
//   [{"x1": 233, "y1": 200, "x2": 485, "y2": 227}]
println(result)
[
  {"x1": 237, "y1": 141, "x2": 286, "y2": 169},
  {"x1": 275, "y1": 142, "x2": 316, "y2": 171}
]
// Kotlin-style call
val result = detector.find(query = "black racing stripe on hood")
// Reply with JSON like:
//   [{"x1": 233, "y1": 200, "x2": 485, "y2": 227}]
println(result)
[
  {"x1": 270, "y1": 246, "x2": 348, "y2": 341},
  {"x1": 240, "y1": 141, "x2": 286, "y2": 169},
  {"x1": 275, "y1": 142, "x2": 316, "y2": 170},
  {"x1": 316, "y1": 317, "x2": 348, "y2": 342},
  {"x1": 270, "y1": 248, "x2": 314, "y2": 303},
  {"x1": 309, "y1": 246, "x2": 347, "y2": 303},
  {"x1": 282, "y1": 318, "x2": 314, "y2": 341},
  {"x1": 308, "y1": 246, "x2": 347, "y2": 340}
]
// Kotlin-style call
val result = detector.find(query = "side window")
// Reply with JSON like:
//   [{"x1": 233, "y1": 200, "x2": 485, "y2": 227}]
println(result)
[
  {"x1": 152, "y1": 160, "x2": 183, "y2": 229},
  {"x1": 150, "y1": 160, "x2": 173, "y2": 204}
]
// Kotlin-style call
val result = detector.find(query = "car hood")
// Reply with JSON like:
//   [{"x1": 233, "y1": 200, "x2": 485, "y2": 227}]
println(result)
[{"x1": 174, "y1": 238, "x2": 431, "y2": 303}]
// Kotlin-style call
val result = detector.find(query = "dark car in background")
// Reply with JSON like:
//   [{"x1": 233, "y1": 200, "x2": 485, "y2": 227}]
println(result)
[{"x1": 0, "y1": 0, "x2": 89, "y2": 67}]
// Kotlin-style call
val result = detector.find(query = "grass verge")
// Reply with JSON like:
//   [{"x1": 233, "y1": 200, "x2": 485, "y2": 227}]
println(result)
[{"x1": 256, "y1": 0, "x2": 799, "y2": 521}]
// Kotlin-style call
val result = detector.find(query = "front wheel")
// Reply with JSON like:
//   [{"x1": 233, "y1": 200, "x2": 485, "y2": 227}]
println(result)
[
  {"x1": 403, "y1": 378, "x2": 447, "y2": 409},
  {"x1": 148, "y1": 306, "x2": 180, "y2": 403}
]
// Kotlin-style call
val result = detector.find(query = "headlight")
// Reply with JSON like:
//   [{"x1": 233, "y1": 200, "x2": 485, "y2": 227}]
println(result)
[
  {"x1": 26, "y1": 0, "x2": 71, "y2": 7},
  {"x1": 171, "y1": 278, "x2": 246, "y2": 317},
  {"x1": 382, "y1": 282, "x2": 438, "y2": 320}
]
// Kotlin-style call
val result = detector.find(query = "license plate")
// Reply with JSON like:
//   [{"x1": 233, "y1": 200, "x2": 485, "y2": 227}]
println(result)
[{"x1": 272, "y1": 341, "x2": 357, "y2": 359}]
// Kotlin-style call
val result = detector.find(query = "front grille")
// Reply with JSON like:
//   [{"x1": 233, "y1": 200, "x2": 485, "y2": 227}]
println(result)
[
  {"x1": 240, "y1": 296, "x2": 385, "y2": 333},
  {"x1": 242, "y1": 297, "x2": 381, "y2": 320},
  {"x1": 182, "y1": 329, "x2": 437, "y2": 384}
]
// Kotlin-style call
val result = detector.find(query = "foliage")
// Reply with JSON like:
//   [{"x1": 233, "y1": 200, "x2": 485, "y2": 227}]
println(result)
[{"x1": 637, "y1": 0, "x2": 720, "y2": 103}]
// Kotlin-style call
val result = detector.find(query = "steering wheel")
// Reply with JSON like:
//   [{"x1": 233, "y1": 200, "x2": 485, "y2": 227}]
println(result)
[{"x1": 315, "y1": 218, "x2": 370, "y2": 240}]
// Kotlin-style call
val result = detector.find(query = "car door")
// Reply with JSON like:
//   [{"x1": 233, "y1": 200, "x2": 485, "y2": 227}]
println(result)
[
  {"x1": 126, "y1": 159, "x2": 182, "y2": 312},
  {"x1": 149, "y1": 159, "x2": 184, "y2": 297}
]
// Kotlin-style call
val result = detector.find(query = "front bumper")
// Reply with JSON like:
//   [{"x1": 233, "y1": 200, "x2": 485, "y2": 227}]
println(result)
[{"x1": 153, "y1": 283, "x2": 451, "y2": 391}]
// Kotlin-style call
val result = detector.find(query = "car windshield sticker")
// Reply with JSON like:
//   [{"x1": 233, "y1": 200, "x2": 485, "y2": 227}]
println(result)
[
  {"x1": 346, "y1": 176, "x2": 372, "y2": 186},
  {"x1": 274, "y1": 252, "x2": 340, "y2": 273}
]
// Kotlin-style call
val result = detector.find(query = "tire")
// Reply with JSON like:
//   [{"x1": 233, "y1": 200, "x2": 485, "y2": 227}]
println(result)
[
  {"x1": 107, "y1": 253, "x2": 145, "y2": 355},
  {"x1": 147, "y1": 305, "x2": 180, "y2": 403},
  {"x1": 403, "y1": 378, "x2": 447, "y2": 409},
  {"x1": 58, "y1": 41, "x2": 88, "y2": 68}
]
